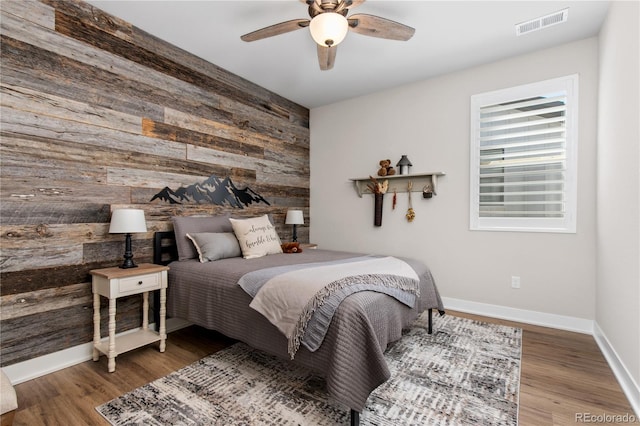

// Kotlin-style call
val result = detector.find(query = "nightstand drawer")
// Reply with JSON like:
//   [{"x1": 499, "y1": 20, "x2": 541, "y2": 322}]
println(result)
[{"x1": 119, "y1": 273, "x2": 161, "y2": 294}]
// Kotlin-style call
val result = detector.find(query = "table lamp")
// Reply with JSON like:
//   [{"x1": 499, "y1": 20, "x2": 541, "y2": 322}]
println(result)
[
  {"x1": 109, "y1": 208, "x2": 147, "y2": 269},
  {"x1": 285, "y1": 210, "x2": 304, "y2": 242}
]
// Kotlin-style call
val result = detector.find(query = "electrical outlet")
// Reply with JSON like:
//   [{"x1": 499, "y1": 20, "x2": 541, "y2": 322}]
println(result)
[{"x1": 511, "y1": 276, "x2": 521, "y2": 289}]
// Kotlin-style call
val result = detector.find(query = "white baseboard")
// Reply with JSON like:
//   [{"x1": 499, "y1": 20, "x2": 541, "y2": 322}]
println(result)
[
  {"x1": 441, "y1": 296, "x2": 594, "y2": 334},
  {"x1": 2, "y1": 318, "x2": 191, "y2": 385},
  {"x1": 593, "y1": 322, "x2": 640, "y2": 417}
]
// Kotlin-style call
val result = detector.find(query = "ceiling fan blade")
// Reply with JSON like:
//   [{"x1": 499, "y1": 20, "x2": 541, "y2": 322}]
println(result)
[
  {"x1": 317, "y1": 45, "x2": 337, "y2": 70},
  {"x1": 348, "y1": 14, "x2": 415, "y2": 41},
  {"x1": 241, "y1": 19, "x2": 310, "y2": 42}
]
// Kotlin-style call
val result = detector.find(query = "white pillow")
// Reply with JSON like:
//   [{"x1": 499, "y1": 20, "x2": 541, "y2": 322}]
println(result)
[
  {"x1": 186, "y1": 232, "x2": 242, "y2": 262},
  {"x1": 229, "y1": 215, "x2": 283, "y2": 259}
]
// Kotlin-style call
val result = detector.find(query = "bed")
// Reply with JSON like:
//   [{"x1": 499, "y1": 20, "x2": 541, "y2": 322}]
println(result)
[{"x1": 153, "y1": 215, "x2": 444, "y2": 425}]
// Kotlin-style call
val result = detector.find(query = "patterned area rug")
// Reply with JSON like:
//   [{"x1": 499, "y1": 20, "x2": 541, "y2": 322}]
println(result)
[{"x1": 97, "y1": 313, "x2": 521, "y2": 425}]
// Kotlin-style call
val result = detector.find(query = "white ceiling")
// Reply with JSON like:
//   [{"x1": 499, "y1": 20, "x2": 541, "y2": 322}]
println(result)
[{"x1": 87, "y1": 0, "x2": 610, "y2": 109}]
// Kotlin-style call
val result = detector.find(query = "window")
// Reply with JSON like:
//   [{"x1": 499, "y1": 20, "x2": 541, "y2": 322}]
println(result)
[{"x1": 470, "y1": 75, "x2": 578, "y2": 233}]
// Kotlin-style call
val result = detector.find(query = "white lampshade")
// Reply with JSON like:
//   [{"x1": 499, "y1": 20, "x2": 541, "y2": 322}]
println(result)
[
  {"x1": 309, "y1": 12, "x2": 349, "y2": 47},
  {"x1": 285, "y1": 210, "x2": 305, "y2": 225},
  {"x1": 109, "y1": 209, "x2": 147, "y2": 234}
]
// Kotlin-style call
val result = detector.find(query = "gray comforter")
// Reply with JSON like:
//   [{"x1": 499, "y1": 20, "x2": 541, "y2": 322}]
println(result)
[{"x1": 167, "y1": 249, "x2": 444, "y2": 413}]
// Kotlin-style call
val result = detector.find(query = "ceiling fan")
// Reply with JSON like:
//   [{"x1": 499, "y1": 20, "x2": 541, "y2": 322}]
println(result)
[{"x1": 240, "y1": 0, "x2": 415, "y2": 71}]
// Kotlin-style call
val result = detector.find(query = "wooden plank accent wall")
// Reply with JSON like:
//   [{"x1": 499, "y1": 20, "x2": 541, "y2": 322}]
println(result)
[{"x1": 0, "y1": 0, "x2": 310, "y2": 366}]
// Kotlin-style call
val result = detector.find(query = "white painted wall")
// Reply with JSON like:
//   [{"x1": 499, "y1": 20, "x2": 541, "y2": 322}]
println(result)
[
  {"x1": 310, "y1": 37, "x2": 599, "y2": 321},
  {"x1": 596, "y1": 0, "x2": 640, "y2": 406}
]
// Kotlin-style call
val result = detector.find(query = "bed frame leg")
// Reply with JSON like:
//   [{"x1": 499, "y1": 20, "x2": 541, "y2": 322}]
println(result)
[
  {"x1": 350, "y1": 409, "x2": 360, "y2": 426},
  {"x1": 428, "y1": 308, "x2": 433, "y2": 334}
]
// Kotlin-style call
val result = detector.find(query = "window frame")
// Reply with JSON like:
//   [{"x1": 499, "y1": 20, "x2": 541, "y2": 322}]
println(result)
[{"x1": 469, "y1": 75, "x2": 579, "y2": 233}]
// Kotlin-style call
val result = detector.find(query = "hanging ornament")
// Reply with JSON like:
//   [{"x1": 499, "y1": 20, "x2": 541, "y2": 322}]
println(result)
[{"x1": 406, "y1": 181, "x2": 415, "y2": 222}]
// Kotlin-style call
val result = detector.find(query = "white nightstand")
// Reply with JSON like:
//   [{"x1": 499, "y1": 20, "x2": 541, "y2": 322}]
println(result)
[{"x1": 90, "y1": 263, "x2": 169, "y2": 372}]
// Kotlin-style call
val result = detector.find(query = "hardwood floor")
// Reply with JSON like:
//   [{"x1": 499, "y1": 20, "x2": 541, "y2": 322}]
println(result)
[{"x1": 9, "y1": 312, "x2": 635, "y2": 425}]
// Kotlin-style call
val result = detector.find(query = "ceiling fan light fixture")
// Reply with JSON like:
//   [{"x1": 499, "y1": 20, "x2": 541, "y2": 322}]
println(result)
[{"x1": 309, "y1": 12, "x2": 348, "y2": 47}]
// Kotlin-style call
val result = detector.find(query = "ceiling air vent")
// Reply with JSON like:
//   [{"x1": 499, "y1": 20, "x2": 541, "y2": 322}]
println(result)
[{"x1": 516, "y1": 8, "x2": 569, "y2": 36}]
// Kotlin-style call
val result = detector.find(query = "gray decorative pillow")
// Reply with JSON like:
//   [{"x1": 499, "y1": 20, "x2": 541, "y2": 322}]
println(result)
[
  {"x1": 186, "y1": 232, "x2": 242, "y2": 262},
  {"x1": 229, "y1": 214, "x2": 283, "y2": 259},
  {"x1": 172, "y1": 214, "x2": 232, "y2": 261}
]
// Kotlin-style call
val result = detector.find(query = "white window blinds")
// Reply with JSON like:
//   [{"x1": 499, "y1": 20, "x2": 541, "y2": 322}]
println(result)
[{"x1": 470, "y1": 75, "x2": 578, "y2": 233}]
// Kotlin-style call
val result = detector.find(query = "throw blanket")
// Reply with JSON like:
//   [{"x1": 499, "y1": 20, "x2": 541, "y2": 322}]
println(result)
[{"x1": 238, "y1": 256, "x2": 420, "y2": 358}]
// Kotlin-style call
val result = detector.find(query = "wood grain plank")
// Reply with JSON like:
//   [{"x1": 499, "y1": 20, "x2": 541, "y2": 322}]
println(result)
[
  {"x1": 1, "y1": 83, "x2": 141, "y2": 134},
  {"x1": 0, "y1": 201, "x2": 111, "y2": 226},
  {"x1": 0, "y1": 242, "x2": 83, "y2": 273},
  {"x1": 0, "y1": 178, "x2": 129, "y2": 205},
  {"x1": 40, "y1": 0, "x2": 134, "y2": 42},
  {"x1": 1, "y1": 106, "x2": 186, "y2": 159},
  {"x1": 0, "y1": 260, "x2": 114, "y2": 296},
  {"x1": 0, "y1": 0, "x2": 55, "y2": 30},
  {"x1": 142, "y1": 118, "x2": 264, "y2": 158},
  {"x1": 164, "y1": 107, "x2": 273, "y2": 148},
  {"x1": 0, "y1": 282, "x2": 92, "y2": 321},
  {"x1": 0, "y1": 223, "x2": 109, "y2": 249}
]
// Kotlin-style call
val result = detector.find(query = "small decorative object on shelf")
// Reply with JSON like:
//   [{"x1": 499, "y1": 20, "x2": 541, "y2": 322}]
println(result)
[
  {"x1": 368, "y1": 176, "x2": 388, "y2": 226},
  {"x1": 406, "y1": 181, "x2": 416, "y2": 222},
  {"x1": 396, "y1": 155, "x2": 412, "y2": 175},
  {"x1": 377, "y1": 159, "x2": 396, "y2": 176},
  {"x1": 423, "y1": 183, "x2": 434, "y2": 198}
]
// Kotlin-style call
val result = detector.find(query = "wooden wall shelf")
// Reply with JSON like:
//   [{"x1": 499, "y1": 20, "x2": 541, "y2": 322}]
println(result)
[{"x1": 350, "y1": 172, "x2": 446, "y2": 198}]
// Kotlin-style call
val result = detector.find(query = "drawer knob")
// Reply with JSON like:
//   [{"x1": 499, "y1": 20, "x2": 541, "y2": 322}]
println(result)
[{"x1": 138, "y1": 281, "x2": 143, "y2": 285}]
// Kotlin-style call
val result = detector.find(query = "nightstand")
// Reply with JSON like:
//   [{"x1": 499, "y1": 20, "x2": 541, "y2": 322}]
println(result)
[{"x1": 90, "y1": 263, "x2": 169, "y2": 372}]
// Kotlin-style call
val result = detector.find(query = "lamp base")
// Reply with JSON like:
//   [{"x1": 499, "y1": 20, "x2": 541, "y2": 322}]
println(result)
[{"x1": 119, "y1": 233, "x2": 139, "y2": 269}]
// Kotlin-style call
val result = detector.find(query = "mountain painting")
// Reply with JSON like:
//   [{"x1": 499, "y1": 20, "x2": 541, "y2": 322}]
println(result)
[{"x1": 150, "y1": 175, "x2": 270, "y2": 208}]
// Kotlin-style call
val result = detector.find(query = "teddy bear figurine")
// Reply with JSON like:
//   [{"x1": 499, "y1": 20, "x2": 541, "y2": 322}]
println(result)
[
  {"x1": 281, "y1": 242, "x2": 303, "y2": 253},
  {"x1": 377, "y1": 159, "x2": 396, "y2": 177}
]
